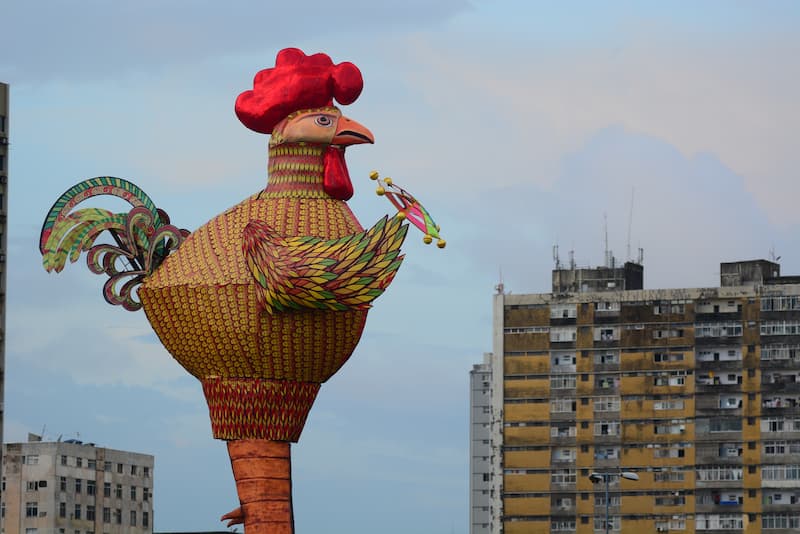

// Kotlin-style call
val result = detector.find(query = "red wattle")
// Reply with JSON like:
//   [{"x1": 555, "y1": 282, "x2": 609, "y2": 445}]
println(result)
[{"x1": 323, "y1": 147, "x2": 354, "y2": 200}]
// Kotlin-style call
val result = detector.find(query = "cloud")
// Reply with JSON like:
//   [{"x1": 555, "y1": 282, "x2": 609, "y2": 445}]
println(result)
[
  {"x1": 8, "y1": 239, "x2": 194, "y2": 399},
  {"x1": 355, "y1": 20, "x2": 800, "y2": 225},
  {"x1": 444, "y1": 124, "x2": 788, "y2": 293},
  {"x1": 0, "y1": 0, "x2": 470, "y2": 83}
]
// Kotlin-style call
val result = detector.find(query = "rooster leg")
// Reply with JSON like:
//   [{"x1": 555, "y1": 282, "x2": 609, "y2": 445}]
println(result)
[
  {"x1": 227, "y1": 439, "x2": 294, "y2": 534},
  {"x1": 220, "y1": 507, "x2": 243, "y2": 527}
]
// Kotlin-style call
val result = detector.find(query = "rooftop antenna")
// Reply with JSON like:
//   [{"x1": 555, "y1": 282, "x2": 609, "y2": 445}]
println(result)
[
  {"x1": 769, "y1": 245, "x2": 781, "y2": 263},
  {"x1": 603, "y1": 213, "x2": 610, "y2": 267},
  {"x1": 626, "y1": 187, "x2": 635, "y2": 261},
  {"x1": 495, "y1": 267, "x2": 505, "y2": 295},
  {"x1": 553, "y1": 244, "x2": 561, "y2": 270},
  {"x1": 569, "y1": 249, "x2": 575, "y2": 270}
]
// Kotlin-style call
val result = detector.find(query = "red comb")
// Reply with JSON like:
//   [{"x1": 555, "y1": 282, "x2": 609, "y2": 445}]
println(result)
[{"x1": 235, "y1": 48, "x2": 364, "y2": 134}]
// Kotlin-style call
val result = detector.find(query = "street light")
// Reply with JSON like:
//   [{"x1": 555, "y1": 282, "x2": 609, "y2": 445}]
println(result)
[{"x1": 588, "y1": 471, "x2": 639, "y2": 534}]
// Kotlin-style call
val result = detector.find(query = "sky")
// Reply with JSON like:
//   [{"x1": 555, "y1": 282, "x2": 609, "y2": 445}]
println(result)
[{"x1": 2, "y1": 1, "x2": 800, "y2": 532}]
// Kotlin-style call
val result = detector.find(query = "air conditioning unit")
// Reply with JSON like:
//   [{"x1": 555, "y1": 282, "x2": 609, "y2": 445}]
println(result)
[
  {"x1": 0, "y1": 137, "x2": 7, "y2": 145},
  {"x1": 0, "y1": 175, "x2": 6, "y2": 184}
]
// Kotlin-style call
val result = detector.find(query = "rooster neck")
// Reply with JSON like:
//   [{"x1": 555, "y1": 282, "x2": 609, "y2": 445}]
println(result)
[{"x1": 262, "y1": 142, "x2": 328, "y2": 199}]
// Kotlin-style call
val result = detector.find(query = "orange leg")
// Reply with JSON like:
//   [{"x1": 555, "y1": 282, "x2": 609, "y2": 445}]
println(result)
[{"x1": 224, "y1": 439, "x2": 293, "y2": 534}]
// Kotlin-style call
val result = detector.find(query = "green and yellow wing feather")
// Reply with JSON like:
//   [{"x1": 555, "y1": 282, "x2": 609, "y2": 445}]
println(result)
[{"x1": 243, "y1": 216, "x2": 407, "y2": 314}]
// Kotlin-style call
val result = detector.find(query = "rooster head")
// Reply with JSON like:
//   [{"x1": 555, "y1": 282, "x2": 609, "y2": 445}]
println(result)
[{"x1": 235, "y1": 48, "x2": 371, "y2": 200}]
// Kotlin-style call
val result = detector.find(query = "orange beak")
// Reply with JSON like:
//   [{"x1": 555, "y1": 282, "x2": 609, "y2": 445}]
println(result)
[{"x1": 331, "y1": 116, "x2": 374, "y2": 146}]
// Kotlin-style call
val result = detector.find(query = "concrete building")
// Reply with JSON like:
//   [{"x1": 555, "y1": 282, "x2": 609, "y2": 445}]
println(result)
[
  {"x1": 0, "y1": 81, "x2": 8, "y2": 483},
  {"x1": 1, "y1": 436, "x2": 154, "y2": 533},
  {"x1": 471, "y1": 354, "x2": 496, "y2": 534},
  {"x1": 475, "y1": 259, "x2": 800, "y2": 534}
]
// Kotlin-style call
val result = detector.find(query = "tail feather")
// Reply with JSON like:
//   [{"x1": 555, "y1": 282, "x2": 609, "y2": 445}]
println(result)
[{"x1": 40, "y1": 177, "x2": 189, "y2": 311}]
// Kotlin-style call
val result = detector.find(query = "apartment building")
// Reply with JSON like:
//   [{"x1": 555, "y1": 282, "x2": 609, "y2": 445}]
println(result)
[
  {"x1": 2, "y1": 436, "x2": 154, "y2": 533},
  {"x1": 473, "y1": 259, "x2": 800, "y2": 534},
  {"x1": 0, "y1": 82, "x2": 9, "y2": 478}
]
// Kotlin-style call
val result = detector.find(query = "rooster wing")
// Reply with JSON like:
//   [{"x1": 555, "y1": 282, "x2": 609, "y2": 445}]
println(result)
[{"x1": 243, "y1": 216, "x2": 408, "y2": 314}]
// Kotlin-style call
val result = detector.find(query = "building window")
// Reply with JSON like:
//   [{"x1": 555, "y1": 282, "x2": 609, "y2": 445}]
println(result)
[
  {"x1": 115, "y1": 508, "x2": 122, "y2": 524},
  {"x1": 696, "y1": 466, "x2": 744, "y2": 481},
  {"x1": 59, "y1": 502, "x2": 66, "y2": 518},
  {"x1": 74, "y1": 504, "x2": 81, "y2": 520},
  {"x1": 130, "y1": 486, "x2": 137, "y2": 500},
  {"x1": 104, "y1": 461, "x2": 112, "y2": 471},
  {"x1": 654, "y1": 421, "x2": 685, "y2": 435},
  {"x1": 117, "y1": 463, "x2": 123, "y2": 474},
  {"x1": 594, "y1": 516, "x2": 620, "y2": 531},
  {"x1": 61, "y1": 455, "x2": 68, "y2": 466},
  {"x1": 595, "y1": 447, "x2": 620, "y2": 460},
  {"x1": 143, "y1": 511, "x2": 149, "y2": 527},
  {"x1": 86, "y1": 505, "x2": 95, "y2": 521},
  {"x1": 103, "y1": 507, "x2": 111, "y2": 523},
  {"x1": 762, "y1": 512, "x2": 800, "y2": 529},
  {"x1": 761, "y1": 320, "x2": 800, "y2": 336},
  {"x1": 594, "y1": 421, "x2": 620, "y2": 436},
  {"x1": 104, "y1": 482, "x2": 111, "y2": 497},
  {"x1": 654, "y1": 398, "x2": 684, "y2": 410},
  {"x1": 60, "y1": 476, "x2": 67, "y2": 491},
  {"x1": 594, "y1": 396, "x2": 620, "y2": 412},
  {"x1": 143, "y1": 487, "x2": 150, "y2": 501},
  {"x1": 551, "y1": 519, "x2": 576, "y2": 531},
  {"x1": 762, "y1": 418, "x2": 785, "y2": 432},
  {"x1": 130, "y1": 510, "x2": 137, "y2": 525},
  {"x1": 87, "y1": 458, "x2": 96, "y2": 469},
  {"x1": 131, "y1": 464, "x2": 137, "y2": 476},
  {"x1": 709, "y1": 418, "x2": 742, "y2": 432},
  {"x1": 550, "y1": 398, "x2": 576, "y2": 413},
  {"x1": 551, "y1": 375, "x2": 577, "y2": 389},
  {"x1": 24, "y1": 455, "x2": 39, "y2": 465},
  {"x1": 76, "y1": 457, "x2": 82, "y2": 468},
  {"x1": 695, "y1": 322, "x2": 742, "y2": 338},
  {"x1": 75, "y1": 479, "x2": 82, "y2": 493},
  {"x1": 115, "y1": 484, "x2": 122, "y2": 499},
  {"x1": 26, "y1": 502, "x2": 38, "y2": 517},
  {"x1": 551, "y1": 468, "x2": 577, "y2": 485},
  {"x1": 654, "y1": 352, "x2": 684, "y2": 362},
  {"x1": 143, "y1": 466, "x2": 150, "y2": 478},
  {"x1": 87, "y1": 479, "x2": 95, "y2": 495},
  {"x1": 762, "y1": 464, "x2": 800, "y2": 481}
]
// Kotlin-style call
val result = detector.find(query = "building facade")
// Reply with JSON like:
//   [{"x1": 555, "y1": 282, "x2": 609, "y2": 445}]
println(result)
[
  {"x1": 475, "y1": 259, "x2": 800, "y2": 534},
  {"x1": 471, "y1": 354, "x2": 496, "y2": 534},
  {"x1": 0, "y1": 81, "x2": 8, "y2": 484},
  {"x1": 2, "y1": 436, "x2": 154, "y2": 533}
]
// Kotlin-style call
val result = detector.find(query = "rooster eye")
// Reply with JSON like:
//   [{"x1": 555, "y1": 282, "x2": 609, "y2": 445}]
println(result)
[{"x1": 314, "y1": 115, "x2": 334, "y2": 127}]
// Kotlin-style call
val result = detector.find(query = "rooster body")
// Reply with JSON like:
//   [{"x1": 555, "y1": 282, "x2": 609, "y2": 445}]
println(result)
[{"x1": 40, "y1": 49, "x2": 419, "y2": 533}]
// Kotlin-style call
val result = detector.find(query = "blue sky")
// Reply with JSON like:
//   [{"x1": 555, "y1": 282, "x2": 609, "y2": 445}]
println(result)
[{"x1": 2, "y1": 1, "x2": 800, "y2": 532}]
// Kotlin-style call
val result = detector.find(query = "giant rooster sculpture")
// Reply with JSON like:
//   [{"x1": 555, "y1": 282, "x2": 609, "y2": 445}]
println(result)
[{"x1": 39, "y1": 48, "x2": 443, "y2": 533}]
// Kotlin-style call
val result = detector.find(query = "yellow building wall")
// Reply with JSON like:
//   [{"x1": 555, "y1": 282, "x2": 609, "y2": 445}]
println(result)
[
  {"x1": 505, "y1": 332, "x2": 549, "y2": 352},
  {"x1": 505, "y1": 402, "x2": 550, "y2": 422},
  {"x1": 577, "y1": 325, "x2": 594, "y2": 347},
  {"x1": 622, "y1": 494, "x2": 651, "y2": 514},
  {"x1": 505, "y1": 307, "x2": 549, "y2": 326},
  {"x1": 505, "y1": 449, "x2": 550, "y2": 469},
  {"x1": 504, "y1": 473, "x2": 550, "y2": 492},
  {"x1": 576, "y1": 399, "x2": 593, "y2": 420},
  {"x1": 505, "y1": 378, "x2": 549, "y2": 399},
  {"x1": 505, "y1": 354, "x2": 550, "y2": 374},
  {"x1": 504, "y1": 520, "x2": 549, "y2": 534},
  {"x1": 504, "y1": 496, "x2": 549, "y2": 516},
  {"x1": 505, "y1": 426, "x2": 550, "y2": 446},
  {"x1": 577, "y1": 351, "x2": 593, "y2": 372},
  {"x1": 745, "y1": 514, "x2": 762, "y2": 534}
]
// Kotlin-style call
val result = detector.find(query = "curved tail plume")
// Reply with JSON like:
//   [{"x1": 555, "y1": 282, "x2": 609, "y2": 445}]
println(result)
[{"x1": 40, "y1": 177, "x2": 189, "y2": 311}]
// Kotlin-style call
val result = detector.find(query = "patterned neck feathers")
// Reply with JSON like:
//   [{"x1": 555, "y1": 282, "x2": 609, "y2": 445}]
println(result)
[{"x1": 263, "y1": 143, "x2": 327, "y2": 199}]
